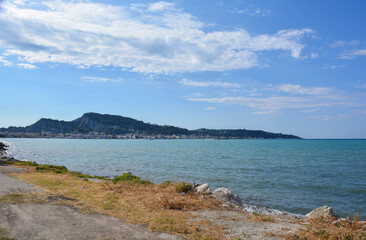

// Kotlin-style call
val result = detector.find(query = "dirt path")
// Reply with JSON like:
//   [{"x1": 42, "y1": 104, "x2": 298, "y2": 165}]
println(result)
[
  {"x1": 0, "y1": 166, "x2": 183, "y2": 240},
  {"x1": 0, "y1": 204, "x2": 182, "y2": 240},
  {"x1": 0, "y1": 166, "x2": 37, "y2": 195}
]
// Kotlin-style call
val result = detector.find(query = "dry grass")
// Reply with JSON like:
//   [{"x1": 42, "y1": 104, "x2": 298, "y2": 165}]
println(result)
[
  {"x1": 0, "y1": 227, "x2": 16, "y2": 240},
  {"x1": 0, "y1": 192, "x2": 48, "y2": 204},
  {"x1": 249, "y1": 212, "x2": 275, "y2": 223},
  {"x1": 8, "y1": 164, "x2": 227, "y2": 240},
  {"x1": 284, "y1": 215, "x2": 366, "y2": 240}
]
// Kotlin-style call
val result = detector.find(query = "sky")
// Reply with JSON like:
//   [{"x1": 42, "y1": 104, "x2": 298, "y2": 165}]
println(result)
[{"x1": 0, "y1": 0, "x2": 366, "y2": 138}]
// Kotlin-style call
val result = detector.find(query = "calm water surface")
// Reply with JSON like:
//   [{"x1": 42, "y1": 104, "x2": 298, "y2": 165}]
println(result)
[{"x1": 3, "y1": 138, "x2": 366, "y2": 218}]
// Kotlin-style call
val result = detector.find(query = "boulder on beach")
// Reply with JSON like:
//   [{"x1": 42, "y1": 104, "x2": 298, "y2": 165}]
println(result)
[
  {"x1": 305, "y1": 206, "x2": 339, "y2": 220},
  {"x1": 195, "y1": 183, "x2": 212, "y2": 194},
  {"x1": 212, "y1": 187, "x2": 242, "y2": 206}
]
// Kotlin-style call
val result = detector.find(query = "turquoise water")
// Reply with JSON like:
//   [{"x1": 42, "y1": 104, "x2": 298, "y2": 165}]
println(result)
[{"x1": 3, "y1": 138, "x2": 366, "y2": 219}]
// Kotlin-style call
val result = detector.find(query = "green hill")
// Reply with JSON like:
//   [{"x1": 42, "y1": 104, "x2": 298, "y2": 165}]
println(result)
[{"x1": 0, "y1": 112, "x2": 300, "y2": 139}]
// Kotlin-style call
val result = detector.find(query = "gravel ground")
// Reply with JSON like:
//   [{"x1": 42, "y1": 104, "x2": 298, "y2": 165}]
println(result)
[
  {"x1": 191, "y1": 210, "x2": 302, "y2": 240},
  {"x1": 0, "y1": 203, "x2": 183, "y2": 240},
  {"x1": 0, "y1": 166, "x2": 37, "y2": 195}
]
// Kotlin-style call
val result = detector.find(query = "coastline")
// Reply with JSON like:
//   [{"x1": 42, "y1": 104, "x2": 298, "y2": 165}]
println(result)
[
  {"x1": 1, "y1": 141, "x2": 366, "y2": 239},
  {"x1": 3, "y1": 137, "x2": 366, "y2": 219},
  {"x1": 1, "y1": 150, "x2": 303, "y2": 219},
  {"x1": 1, "y1": 140, "x2": 304, "y2": 219}
]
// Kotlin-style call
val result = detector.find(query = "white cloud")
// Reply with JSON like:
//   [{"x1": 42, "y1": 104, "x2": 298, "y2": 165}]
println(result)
[
  {"x1": 205, "y1": 107, "x2": 216, "y2": 111},
  {"x1": 179, "y1": 79, "x2": 243, "y2": 88},
  {"x1": 253, "y1": 110, "x2": 275, "y2": 115},
  {"x1": 250, "y1": 8, "x2": 271, "y2": 17},
  {"x1": 148, "y1": 1, "x2": 175, "y2": 12},
  {"x1": 351, "y1": 49, "x2": 366, "y2": 56},
  {"x1": 301, "y1": 53, "x2": 318, "y2": 59},
  {"x1": 299, "y1": 108, "x2": 320, "y2": 113},
  {"x1": 82, "y1": 76, "x2": 122, "y2": 83},
  {"x1": 330, "y1": 40, "x2": 360, "y2": 48},
  {"x1": 323, "y1": 64, "x2": 344, "y2": 70},
  {"x1": 355, "y1": 83, "x2": 366, "y2": 89},
  {"x1": 232, "y1": 9, "x2": 245, "y2": 14},
  {"x1": 0, "y1": 1, "x2": 313, "y2": 74},
  {"x1": 342, "y1": 49, "x2": 366, "y2": 59},
  {"x1": 275, "y1": 84, "x2": 332, "y2": 95},
  {"x1": 188, "y1": 96, "x2": 358, "y2": 112},
  {"x1": 192, "y1": 92, "x2": 204, "y2": 97},
  {"x1": 13, "y1": 0, "x2": 26, "y2": 6},
  {"x1": 308, "y1": 115, "x2": 332, "y2": 121},
  {"x1": 0, "y1": 56, "x2": 11, "y2": 66},
  {"x1": 17, "y1": 63, "x2": 37, "y2": 69},
  {"x1": 183, "y1": 82, "x2": 352, "y2": 114},
  {"x1": 232, "y1": 8, "x2": 271, "y2": 16}
]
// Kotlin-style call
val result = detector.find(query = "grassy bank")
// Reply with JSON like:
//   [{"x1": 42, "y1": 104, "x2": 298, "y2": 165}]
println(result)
[{"x1": 2, "y1": 160, "x2": 227, "y2": 239}]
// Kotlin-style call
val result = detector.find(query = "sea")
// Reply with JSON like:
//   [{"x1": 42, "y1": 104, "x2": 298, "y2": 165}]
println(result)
[{"x1": 2, "y1": 138, "x2": 366, "y2": 219}]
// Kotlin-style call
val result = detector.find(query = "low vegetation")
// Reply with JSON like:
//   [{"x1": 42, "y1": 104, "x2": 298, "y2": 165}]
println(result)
[
  {"x1": 284, "y1": 215, "x2": 366, "y2": 240},
  {"x1": 6, "y1": 162, "x2": 226, "y2": 239},
  {"x1": 0, "y1": 142, "x2": 7, "y2": 156},
  {"x1": 0, "y1": 227, "x2": 16, "y2": 240},
  {"x1": 18, "y1": 161, "x2": 107, "y2": 179},
  {"x1": 112, "y1": 173, "x2": 152, "y2": 184},
  {"x1": 175, "y1": 182, "x2": 193, "y2": 193},
  {"x1": 250, "y1": 212, "x2": 275, "y2": 222},
  {"x1": 3, "y1": 160, "x2": 365, "y2": 240},
  {"x1": 0, "y1": 192, "x2": 47, "y2": 204}
]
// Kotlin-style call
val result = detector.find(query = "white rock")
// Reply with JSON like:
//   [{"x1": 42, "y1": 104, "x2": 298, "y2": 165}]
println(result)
[
  {"x1": 212, "y1": 187, "x2": 242, "y2": 206},
  {"x1": 196, "y1": 183, "x2": 212, "y2": 194},
  {"x1": 305, "y1": 206, "x2": 339, "y2": 220}
]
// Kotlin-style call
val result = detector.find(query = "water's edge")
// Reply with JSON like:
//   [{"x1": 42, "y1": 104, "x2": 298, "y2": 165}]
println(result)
[{"x1": 3, "y1": 138, "x2": 365, "y2": 219}]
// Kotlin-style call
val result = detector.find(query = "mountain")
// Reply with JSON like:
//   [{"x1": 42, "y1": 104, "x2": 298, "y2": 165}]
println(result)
[
  {"x1": 27, "y1": 118, "x2": 75, "y2": 134},
  {"x1": 0, "y1": 112, "x2": 300, "y2": 139},
  {"x1": 72, "y1": 113, "x2": 190, "y2": 135}
]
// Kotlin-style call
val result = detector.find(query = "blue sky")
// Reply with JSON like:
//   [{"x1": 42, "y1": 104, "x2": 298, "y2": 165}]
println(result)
[{"x1": 0, "y1": 0, "x2": 365, "y2": 138}]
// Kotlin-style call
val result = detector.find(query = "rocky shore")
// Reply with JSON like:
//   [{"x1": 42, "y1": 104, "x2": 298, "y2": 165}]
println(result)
[{"x1": 0, "y1": 141, "x2": 353, "y2": 220}]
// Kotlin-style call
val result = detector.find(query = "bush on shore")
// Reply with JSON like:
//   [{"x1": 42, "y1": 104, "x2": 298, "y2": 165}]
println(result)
[
  {"x1": 0, "y1": 142, "x2": 8, "y2": 156},
  {"x1": 112, "y1": 173, "x2": 152, "y2": 184}
]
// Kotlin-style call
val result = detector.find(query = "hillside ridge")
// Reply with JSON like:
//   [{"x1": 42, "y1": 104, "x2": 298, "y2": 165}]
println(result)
[{"x1": 0, "y1": 112, "x2": 300, "y2": 139}]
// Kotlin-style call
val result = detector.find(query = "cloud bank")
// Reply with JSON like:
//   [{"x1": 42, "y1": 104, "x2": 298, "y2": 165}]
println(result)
[
  {"x1": 82, "y1": 76, "x2": 122, "y2": 83},
  {"x1": 187, "y1": 83, "x2": 359, "y2": 114},
  {"x1": 0, "y1": 0, "x2": 313, "y2": 73},
  {"x1": 179, "y1": 79, "x2": 243, "y2": 88}
]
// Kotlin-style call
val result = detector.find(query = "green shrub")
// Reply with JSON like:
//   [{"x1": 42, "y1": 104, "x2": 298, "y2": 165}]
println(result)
[
  {"x1": 36, "y1": 165, "x2": 68, "y2": 174},
  {"x1": 161, "y1": 180, "x2": 171, "y2": 187},
  {"x1": 112, "y1": 173, "x2": 151, "y2": 184},
  {"x1": 175, "y1": 182, "x2": 192, "y2": 193},
  {"x1": 70, "y1": 171, "x2": 107, "y2": 180},
  {"x1": 18, "y1": 161, "x2": 39, "y2": 166}
]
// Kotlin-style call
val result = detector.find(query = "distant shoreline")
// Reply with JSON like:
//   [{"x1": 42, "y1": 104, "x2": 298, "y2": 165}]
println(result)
[
  {"x1": 0, "y1": 112, "x2": 301, "y2": 139},
  {"x1": 1, "y1": 136, "x2": 365, "y2": 140}
]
